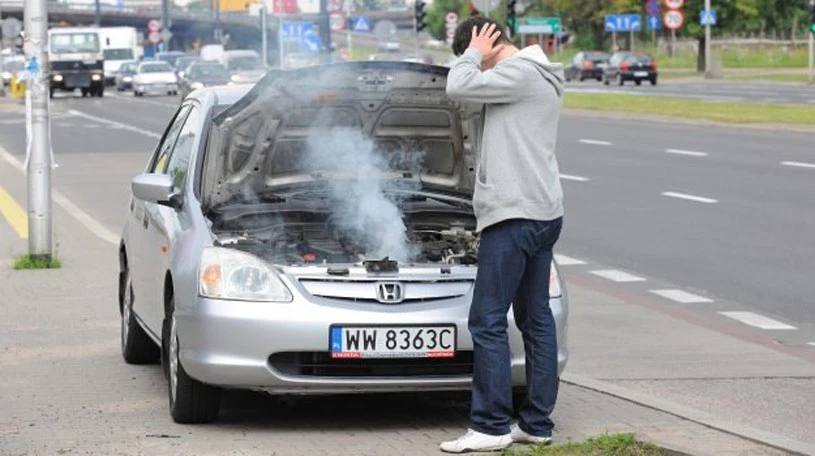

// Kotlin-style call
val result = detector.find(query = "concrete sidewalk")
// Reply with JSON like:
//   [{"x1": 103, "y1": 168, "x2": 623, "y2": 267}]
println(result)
[{"x1": 1, "y1": 151, "x2": 799, "y2": 455}]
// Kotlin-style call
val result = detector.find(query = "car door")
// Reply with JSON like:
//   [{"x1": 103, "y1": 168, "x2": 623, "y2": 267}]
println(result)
[
  {"x1": 130, "y1": 104, "x2": 191, "y2": 334},
  {"x1": 140, "y1": 103, "x2": 202, "y2": 332}
]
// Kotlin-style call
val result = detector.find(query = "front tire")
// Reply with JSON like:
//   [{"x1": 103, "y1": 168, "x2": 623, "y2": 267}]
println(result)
[
  {"x1": 166, "y1": 295, "x2": 221, "y2": 423},
  {"x1": 121, "y1": 268, "x2": 160, "y2": 364}
]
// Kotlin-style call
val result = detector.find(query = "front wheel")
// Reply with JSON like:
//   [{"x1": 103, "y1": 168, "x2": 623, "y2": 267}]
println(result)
[
  {"x1": 166, "y1": 296, "x2": 221, "y2": 423},
  {"x1": 121, "y1": 268, "x2": 160, "y2": 364}
]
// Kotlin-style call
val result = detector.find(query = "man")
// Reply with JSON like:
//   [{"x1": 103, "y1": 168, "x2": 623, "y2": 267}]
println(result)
[{"x1": 440, "y1": 17, "x2": 565, "y2": 454}]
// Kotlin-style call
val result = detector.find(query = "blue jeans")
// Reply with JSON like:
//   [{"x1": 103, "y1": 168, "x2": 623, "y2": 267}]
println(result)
[{"x1": 468, "y1": 217, "x2": 563, "y2": 437}]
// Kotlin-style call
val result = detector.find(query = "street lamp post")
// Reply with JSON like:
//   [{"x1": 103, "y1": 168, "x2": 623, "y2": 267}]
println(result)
[{"x1": 704, "y1": 0, "x2": 711, "y2": 77}]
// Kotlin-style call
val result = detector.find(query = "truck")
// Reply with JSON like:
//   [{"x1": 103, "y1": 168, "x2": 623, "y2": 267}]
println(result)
[
  {"x1": 48, "y1": 27, "x2": 105, "y2": 98},
  {"x1": 98, "y1": 27, "x2": 143, "y2": 85}
]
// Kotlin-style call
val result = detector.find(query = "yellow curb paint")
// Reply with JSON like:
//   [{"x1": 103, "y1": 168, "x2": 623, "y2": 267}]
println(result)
[{"x1": 0, "y1": 186, "x2": 28, "y2": 238}]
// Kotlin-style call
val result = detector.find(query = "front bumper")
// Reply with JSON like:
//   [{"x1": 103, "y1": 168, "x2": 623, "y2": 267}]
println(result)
[
  {"x1": 51, "y1": 72, "x2": 104, "y2": 90},
  {"x1": 134, "y1": 82, "x2": 178, "y2": 94},
  {"x1": 176, "y1": 295, "x2": 568, "y2": 393}
]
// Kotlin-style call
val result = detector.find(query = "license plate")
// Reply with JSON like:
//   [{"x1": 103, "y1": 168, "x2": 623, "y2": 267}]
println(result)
[
  {"x1": 330, "y1": 325, "x2": 456, "y2": 359},
  {"x1": 634, "y1": 71, "x2": 648, "y2": 77}
]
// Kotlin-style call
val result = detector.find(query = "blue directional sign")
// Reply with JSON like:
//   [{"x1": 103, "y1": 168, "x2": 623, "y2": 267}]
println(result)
[
  {"x1": 646, "y1": 0, "x2": 660, "y2": 16},
  {"x1": 700, "y1": 9, "x2": 717, "y2": 26},
  {"x1": 605, "y1": 14, "x2": 641, "y2": 32},
  {"x1": 352, "y1": 16, "x2": 371, "y2": 32},
  {"x1": 281, "y1": 21, "x2": 314, "y2": 39},
  {"x1": 647, "y1": 16, "x2": 662, "y2": 30},
  {"x1": 302, "y1": 31, "x2": 322, "y2": 55}
]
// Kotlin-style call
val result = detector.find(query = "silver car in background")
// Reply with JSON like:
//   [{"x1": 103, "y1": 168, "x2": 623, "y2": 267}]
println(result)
[
  {"x1": 132, "y1": 61, "x2": 178, "y2": 97},
  {"x1": 119, "y1": 62, "x2": 569, "y2": 424}
]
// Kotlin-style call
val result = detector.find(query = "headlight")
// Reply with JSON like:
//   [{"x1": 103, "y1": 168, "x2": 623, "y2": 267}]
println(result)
[
  {"x1": 199, "y1": 247, "x2": 292, "y2": 302},
  {"x1": 123, "y1": 76, "x2": 132, "y2": 82},
  {"x1": 53, "y1": 74, "x2": 63, "y2": 82},
  {"x1": 190, "y1": 82, "x2": 204, "y2": 90},
  {"x1": 91, "y1": 74, "x2": 102, "y2": 81},
  {"x1": 230, "y1": 74, "x2": 240, "y2": 82},
  {"x1": 549, "y1": 261, "x2": 562, "y2": 298}
]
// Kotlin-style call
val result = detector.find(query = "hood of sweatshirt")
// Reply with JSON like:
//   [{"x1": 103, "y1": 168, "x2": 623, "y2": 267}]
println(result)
[{"x1": 512, "y1": 46, "x2": 565, "y2": 96}]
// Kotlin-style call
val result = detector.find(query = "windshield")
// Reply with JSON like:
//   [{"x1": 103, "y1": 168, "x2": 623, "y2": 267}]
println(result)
[
  {"x1": 158, "y1": 53, "x2": 183, "y2": 66},
  {"x1": 50, "y1": 33, "x2": 100, "y2": 54},
  {"x1": 103, "y1": 48, "x2": 134, "y2": 60},
  {"x1": 585, "y1": 52, "x2": 609, "y2": 61},
  {"x1": 140, "y1": 62, "x2": 173, "y2": 73},
  {"x1": 176, "y1": 57, "x2": 198, "y2": 70},
  {"x1": 190, "y1": 64, "x2": 229, "y2": 79},
  {"x1": 227, "y1": 56, "x2": 262, "y2": 71}
]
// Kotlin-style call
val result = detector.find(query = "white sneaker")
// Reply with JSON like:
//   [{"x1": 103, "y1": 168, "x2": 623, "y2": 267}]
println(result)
[
  {"x1": 510, "y1": 424, "x2": 552, "y2": 445},
  {"x1": 439, "y1": 429, "x2": 513, "y2": 453}
]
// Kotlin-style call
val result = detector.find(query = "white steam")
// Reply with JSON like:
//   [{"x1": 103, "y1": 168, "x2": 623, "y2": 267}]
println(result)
[{"x1": 304, "y1": 128, "x2": 420, "y2": 261}]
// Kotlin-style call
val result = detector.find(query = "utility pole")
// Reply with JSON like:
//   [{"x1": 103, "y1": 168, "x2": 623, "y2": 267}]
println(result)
[
  {"x1": 345, "y1": 0, "x2": 353, "y2": 60},
  {"x1": 260, "y1": 2, "x2": 268, "y2": 67},
  {"x1": 23, "y1": 0, "x2": 53, "y2": 261},
  {"x1": 319, "y1": 0, "x2": 330, "y2": 62},
  {"x1": 161, "y1": 0, "x2": 170, "y2": 50},
  {"x1": 809, "y1": 0, "x2": 814, "y2": 84},
  {"x1": 94, "y1": 0, "x2": 101, "y2": 26},
  {"x1": 215, "y1": 0, "x2": 222, "y2": 43},
  {"x1": 704, "y1": 0, "x2": 711, "y2": 77}
]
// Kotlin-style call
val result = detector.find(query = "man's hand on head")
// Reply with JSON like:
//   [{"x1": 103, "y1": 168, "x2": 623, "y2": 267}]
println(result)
[{"x1": 468, "y1": 22, "x2": 505, "y2": 64}]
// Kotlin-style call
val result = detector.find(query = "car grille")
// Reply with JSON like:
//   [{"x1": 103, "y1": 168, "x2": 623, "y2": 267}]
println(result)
[
  {"x1": 52, "y1": 60, "x2": 103, "y2": 71},
  {"x1": 269, "y1": 351, "x2": 474, "y2": 377},
  {"x1": 299, "y1": 278, "x2": 473, "y2": 304}
]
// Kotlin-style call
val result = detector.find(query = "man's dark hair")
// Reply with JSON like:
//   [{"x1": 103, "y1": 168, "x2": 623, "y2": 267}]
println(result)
[{"x1": 451, "y1": 16, "x2": 509, "y2": 57}]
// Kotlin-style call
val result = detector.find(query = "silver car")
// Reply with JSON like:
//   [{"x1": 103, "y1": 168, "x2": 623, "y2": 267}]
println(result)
[{"x1": 119, "y1": 62, "x2": 569, "y2": 424}]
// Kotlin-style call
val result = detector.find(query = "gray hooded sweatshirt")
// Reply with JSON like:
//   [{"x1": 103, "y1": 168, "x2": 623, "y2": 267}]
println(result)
[{"x1": 447, "y1": 46, "x2": 565, "y2": 233}]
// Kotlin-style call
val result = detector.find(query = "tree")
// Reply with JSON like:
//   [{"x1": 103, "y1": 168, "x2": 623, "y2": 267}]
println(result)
[
  {"x1": 425, "y1": 0, "x2": 472, "y2": 42},
  {"x1": 551, "y1": 0, "x2": 642, "y2": 50}
]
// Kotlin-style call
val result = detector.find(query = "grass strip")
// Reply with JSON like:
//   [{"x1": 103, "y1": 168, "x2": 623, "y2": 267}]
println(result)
[
  {"x1": 14, "y1": 254, "x2": 62, "y2": 270},
  {"x1": 504, "y1": 433, "x2": 666, "y2": 456},
  {"x1": 564, "y1": 93, "x2": 815, "y2": 126}
]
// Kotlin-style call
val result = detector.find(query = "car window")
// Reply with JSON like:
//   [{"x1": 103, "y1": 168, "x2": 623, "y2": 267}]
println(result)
[
  {"x1": 151, "y1": 105, "x2": 192, "y2": 174},
  {"x1": 165, "y1": 106, "x2": 201, "y2": 193},
  {"x1": 140, "y1": 62, "x2": 173, "y2": 73}
]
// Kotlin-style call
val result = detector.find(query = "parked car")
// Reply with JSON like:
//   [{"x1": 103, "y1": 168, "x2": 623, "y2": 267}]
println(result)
[
  {"x1": 177, "y1": 62, "x2": 230, "y2": 99},
  {"x1": 132, "y1": 61, "x2": 178, "y2": 96},
  {"x1": 119, "y1": 62, "x2": 569, "y2": 423},
  {"x1": 115, "y1": 60, "x2": 139, "y2": 91},
  {"x1": 564, "y1": 51, "x2": 609, "y2": 82},
  {"x1": 602, "y1": 52, "x2": 658, "y2": 86}
]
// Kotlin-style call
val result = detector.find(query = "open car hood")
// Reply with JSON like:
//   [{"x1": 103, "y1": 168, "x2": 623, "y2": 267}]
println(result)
[{"x1": 201, "y1": 62, "x2": 480, "y2": 209}]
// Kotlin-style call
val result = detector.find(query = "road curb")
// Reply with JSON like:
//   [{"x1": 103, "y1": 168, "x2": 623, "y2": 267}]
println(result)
[
  {"x1": 563, "y1": 108, "x2": 815, "y2": 135},
  {"x1": 561, "y1": 373, "x2": 815, "y2": 456}
]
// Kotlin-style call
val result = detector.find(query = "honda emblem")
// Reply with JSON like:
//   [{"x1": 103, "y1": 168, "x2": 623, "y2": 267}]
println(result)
[{"x1": 376, "y1": 282, "x2": 404, "y2": 304}]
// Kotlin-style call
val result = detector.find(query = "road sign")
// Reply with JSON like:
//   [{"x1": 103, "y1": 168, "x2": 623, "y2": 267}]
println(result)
[
  {"x1": 664, "y1": 0, "x2": 685, "y2": 9},
  {"x1": 302, "y1": 31, "x2": 322, "y2": 55},
  {"x1": 373, "y1": 20, "x2": 397, "y2": 41},
  {"x1": 664, "y1": 10, "x2": 684, "y2": 30},
  {"x1": 646, "y1": 0, "x2": 661, "y2": 16},
  {"x1": 329, "y1": 12, "x2": 346, "y2": 32},
  {"x1": 148, "y1": 19, "x2": 161, "y2": 32},
  {"x1": 700, "y1": 9, "x2": 717, "y2": 26},
  {"x1": 517, "y1": 17, "x2": 561, "y2": 34},
  {"x1": 352, "y1": 16, "x2": 371, "y2": 32},
  {"x1": 647, "y1": 16, "x2": 662, "y2": 30},
  {"x1": 282, "y1": 21, "x2": 314, "y2": 39},
  {"x1": 605, "y1": 14, "x2": 641, "y2": 32},
  {"x1": 445, "y1": 12, "x2": 458, "y2": 46},
  {"x1": 148, "y1": 31, "x2": 162, "y2": 44}
]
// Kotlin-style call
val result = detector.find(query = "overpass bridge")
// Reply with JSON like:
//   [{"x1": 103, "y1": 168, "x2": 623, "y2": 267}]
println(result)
[{"x1": 0, "y1": 1, "x2": 413, "y2": 52}]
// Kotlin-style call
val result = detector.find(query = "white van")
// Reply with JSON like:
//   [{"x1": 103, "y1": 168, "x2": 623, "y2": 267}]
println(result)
[{"x1": 99, "y1": 27, "x2": 143, "y2": 85}]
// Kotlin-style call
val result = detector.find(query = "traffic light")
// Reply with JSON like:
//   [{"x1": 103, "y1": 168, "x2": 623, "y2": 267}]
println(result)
[
  {"x1": 415, "y1": 0, "x2": 427, "y2": 32},
  {"x1": 810, "y1": 2, "x2": 815, "y2": 34},
  {"x1": 507, "y1": 0, "x2": 517, "y2": 35}
]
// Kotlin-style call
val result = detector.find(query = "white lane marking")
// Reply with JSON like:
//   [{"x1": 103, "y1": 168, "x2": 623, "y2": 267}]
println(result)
[
  {"x1": 560, "y1": 173, "x2": 590, "y2": 182},
  {"x1": 781, "y1": 161, "x2": 815, "y2": 169},
  {"x1": 665, "y1": 148, "x2": 708, "y2": 157},
  {"x1": 650, "y1": 289, "x2": 713, "y2": 304},
  {"x1": 662, "y1": 192, "x2": 718, "y2": 204},
  {"x1": 808, "y1": 342, "x2": 815, "y2": 347},
  {"x1": 108, "y1": 92, "x2": 180, "y2": 108},
  {"x1": 579, "y1": 139, "x2": 612, "y2": 146},
  {"x1": 0, "y1": 146, "x2": 119, "y2": 246},
  {"x1": 554, "y1": 254, "x2": 586, "y2": 266},
  {"x1": 590, "y1": 269, "x2": 646, "y2": 282},
  {"x1": 67, "y1": 109, "x2": 161, "y2": 139},
  {"x1": 719, "y1": 311, "x2": 797, "y2": 330}
]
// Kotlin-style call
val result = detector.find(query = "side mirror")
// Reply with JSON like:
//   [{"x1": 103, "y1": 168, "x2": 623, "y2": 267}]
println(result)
[{"x1": 131, "y1": 173, "x2": 181, "y2": 209}]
